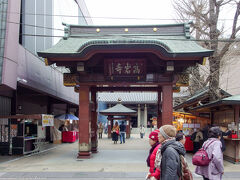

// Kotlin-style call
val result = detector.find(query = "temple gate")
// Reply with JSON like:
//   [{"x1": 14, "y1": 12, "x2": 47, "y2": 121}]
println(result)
[{"x1": 38, "y1": 23, "x2": 213, "y2": 158}]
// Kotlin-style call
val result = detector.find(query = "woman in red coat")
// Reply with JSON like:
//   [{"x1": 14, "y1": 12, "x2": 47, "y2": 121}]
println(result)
[{"x1": 146, "y1": 130, "x2": 161, "y2": 180}]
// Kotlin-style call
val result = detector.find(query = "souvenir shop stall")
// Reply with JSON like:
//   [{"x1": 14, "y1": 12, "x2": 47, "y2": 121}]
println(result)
[
  {"x1": 173, "y1": 112, "x2": 210, "y2": 151},
  {"x1": 0, "y1": 114, "x2": 54, "y2": 155},
  {"x1": 54, "y1": 114, "x2": 79, "y2": 143},
  {"x1": 191, "y1": 96, "x2": 240, "y2": 163}
]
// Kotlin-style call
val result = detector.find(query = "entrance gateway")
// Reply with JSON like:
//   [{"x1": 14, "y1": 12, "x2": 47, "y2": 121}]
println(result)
[{"x1": 38, "y1": 23, "x2": 213, "y2": 158}]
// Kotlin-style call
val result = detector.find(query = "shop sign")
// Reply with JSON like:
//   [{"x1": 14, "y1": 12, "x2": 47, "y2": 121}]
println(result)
[
  {"x1": 194, "y1": 124, "x2": 200, "y2": 128},
  {"x1": 42, "y1": 114, "x2": 54, "y2": 127},
  {"x1": 188, "y1": 124, "x2": 194, "y2": 128}
]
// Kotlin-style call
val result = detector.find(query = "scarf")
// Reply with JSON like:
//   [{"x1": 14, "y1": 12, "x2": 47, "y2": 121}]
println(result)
[
  {"x1": 154, "y1": 137, "x2": 175, "y2": 169},
  {"x1": 146, "y1": 142, "x2": 160, "y2": 167}
]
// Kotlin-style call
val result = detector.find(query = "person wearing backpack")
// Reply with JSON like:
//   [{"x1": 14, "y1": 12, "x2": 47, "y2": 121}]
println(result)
[
  {"x1": 154, "y1": 125, "x2": 186, "y2": 180},
  {"x1": 195, "y1": 127, "x2": 224, "y2": 180}
]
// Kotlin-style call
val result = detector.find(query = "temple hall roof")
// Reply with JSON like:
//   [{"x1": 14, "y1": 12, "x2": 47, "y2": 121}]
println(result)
[{"x1": 99, "y1": 103, "x2": 136, "y2": 115}]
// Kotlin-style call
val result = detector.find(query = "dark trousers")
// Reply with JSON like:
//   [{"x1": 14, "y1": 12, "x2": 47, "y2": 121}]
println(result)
[
  {"x1": 203, "y1": 176, "x2": 209, "y2": 180},
  {"x1": 99, "y1": 133, "x2": 102, "y2": 139}
]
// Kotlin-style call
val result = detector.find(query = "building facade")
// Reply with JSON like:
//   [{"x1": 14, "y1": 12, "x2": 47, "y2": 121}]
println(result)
[
  {"x1": 0, "y1": 0, "x2": 91, "y2": 116},
  {"x1": 0, "y1": 0, "x2": 91, "y2": 152}
]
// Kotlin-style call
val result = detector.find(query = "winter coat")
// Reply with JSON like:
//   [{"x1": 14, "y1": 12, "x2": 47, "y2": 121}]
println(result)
[
  {"x1": 119, "y1": 124, "x2": 126, "y2": 132},
  {"x1": 195, "y1": 138, "x2": 224, "y2": 180},
  {"x1": 98, "y1": 124, "x2": 103, "y2": 133},
  {"x1": 149, "y1": 143, "x2": 161, "y2": 179},
  {"x1": 160, "y1": 139, "x2": 186, "y2": 180}
]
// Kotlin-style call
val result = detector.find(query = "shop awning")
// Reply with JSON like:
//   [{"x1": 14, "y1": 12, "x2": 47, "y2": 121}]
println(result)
[
  {"x1": 0, "y1": 114, "x2": 42, "y2": 120},
  {"x1": 174, "y1": 87, "x2": 231, "y2": 111},
  {"x1": 190, "y1": 95, "x2": 240, "y2": 112}
]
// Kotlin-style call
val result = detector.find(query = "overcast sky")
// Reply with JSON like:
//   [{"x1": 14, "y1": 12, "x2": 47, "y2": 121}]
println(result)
[
  {"x1": 53, "y1": 0, "x2": 237, "y2": 33},
  {"x1": 84, "y1": 0, "x2": 176, "y2": 25},
  {"x1": 84, "y1": 0, "x2": 236, "y2": 37}
]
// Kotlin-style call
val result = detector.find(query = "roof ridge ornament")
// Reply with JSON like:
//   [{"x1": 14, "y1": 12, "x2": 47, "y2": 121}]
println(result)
[
  {"x1": 63, "y1": 22, "x2": 70, "y2": 40},
  {"x1": 184, "y1": 22, "x2": 191, "y2": 39}
]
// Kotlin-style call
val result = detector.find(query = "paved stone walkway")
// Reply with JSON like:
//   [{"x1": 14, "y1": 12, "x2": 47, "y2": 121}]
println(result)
[{"x1": 0, "y1": 134, "x2": 240, "y2": 179}]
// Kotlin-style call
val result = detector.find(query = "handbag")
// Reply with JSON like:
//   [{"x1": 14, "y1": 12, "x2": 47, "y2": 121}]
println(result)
[
  {"x1": 192, "y1": 140, "x2": 215, "y2": 166},
  {"x1": 116, "y1": 130, "x2": 119, "y2": 135},
  {"x1": 180, "y1": 155, "x2": 193, "y2": 180}
]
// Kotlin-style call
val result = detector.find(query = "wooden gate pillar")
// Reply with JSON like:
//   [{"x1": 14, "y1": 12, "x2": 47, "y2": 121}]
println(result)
[
  {"x1": 162, "y1": 85, "x2": 173, "y2": 125},
  {"x1": 126, "y1": 116, "x2": 131, "y2": 138},
  {"x1": 91, "y1": 89, "x2": 98, "y2": 153},
  {"x1": 78, "y1": 86, "x2": 91, "y2": 159},
  {"x1": 157, "y1": 89, "x2": 162, "y2": 128},
  {"x1": 107, "y1": 116, "x2": 113, "y2": 138}
]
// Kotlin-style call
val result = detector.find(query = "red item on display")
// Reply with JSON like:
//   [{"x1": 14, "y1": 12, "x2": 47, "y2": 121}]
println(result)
[
  {"x1": 184, "y1": 136, "x2": 194, "y2": 151},
  {"x1": 62, "y1": 131, "x2": 76, "y2": 143},
  {"x1": 229, "y1": 133, "x2": 238, "y2": 139}
]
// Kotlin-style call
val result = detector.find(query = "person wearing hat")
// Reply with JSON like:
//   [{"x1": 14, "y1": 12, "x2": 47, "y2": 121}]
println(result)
[
  {"x1": 195, "y1": 127, "x2": 224, "y2": 180},
  {"x1": 146, "y1": 129, "x2": 161, "y2": 180},
  {"x1": 154, "y1": 125, "x2": 186, "y2": 180}
]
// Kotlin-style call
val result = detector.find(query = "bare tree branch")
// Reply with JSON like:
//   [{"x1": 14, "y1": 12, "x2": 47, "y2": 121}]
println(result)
[
  {"x1": 220, "y1": 0, "x2": 234, "y2": 6},
  {"x1": 173, "y1": 0, "x2": 240, "y2": 100},
  {"x1": 217, "y1": 1, "x2": 240, "y2": 58}
]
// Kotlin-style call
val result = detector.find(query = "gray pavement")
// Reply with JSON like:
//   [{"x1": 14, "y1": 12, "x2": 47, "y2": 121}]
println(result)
[
  {"x1": 0, "y1": 134, "x2": 240, "y2": 180},
  {"x1": 0, "y1": 171, "x2": 240, "y2": 180}
]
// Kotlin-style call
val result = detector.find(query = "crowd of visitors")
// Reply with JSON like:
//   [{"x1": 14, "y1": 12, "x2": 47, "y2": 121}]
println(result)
[
  {"x1": 97, "y1": 120, "x2": 228, "y2": 180},
  {"x1": 145, "y1": 124, "x2": 226, "y2": 180}
]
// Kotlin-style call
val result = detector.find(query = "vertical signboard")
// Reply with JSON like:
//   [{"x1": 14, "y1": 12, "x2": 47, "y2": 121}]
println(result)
[{"x1": 42, "y1": 114, "x2": 54, "y2": 127}]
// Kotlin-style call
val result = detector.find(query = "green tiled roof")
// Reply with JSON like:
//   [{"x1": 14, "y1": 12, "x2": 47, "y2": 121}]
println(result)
[
  {"x1": 222, "y1": 95, "x2": 240, "y2": 102},
  {"x1": 174, "y1": 87, "x2": 231, "y2": 110},
  {"x1": 189, "y1": 94, "x2": 240, "y2": 111},
  {"x1": 38, "y1": 23, "x2": 213, "y2": 58}
]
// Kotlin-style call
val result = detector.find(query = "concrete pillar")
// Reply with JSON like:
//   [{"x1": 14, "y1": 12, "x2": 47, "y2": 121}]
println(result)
[
  {"x1": 78, "y1": 86, "x2": 91, "y2": 159},
  {"x1": 144, "y1": 104, "x2": 148, "y2": 128},
  {"x1": 91, "y1": 89, "x2": 98, "y2": 153},
  {"x1": 126, "y1": 116, "x2": 131, "y2": 138},
  {"x1": 162, "y1": 85, "x2": 173, "y2": 125},
  {"x1": 137, "y1": 104, "x2": 141, "y2": 127},
  {"x1": 107, "y1": 116, "x2": 112, "y2": 139}
]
